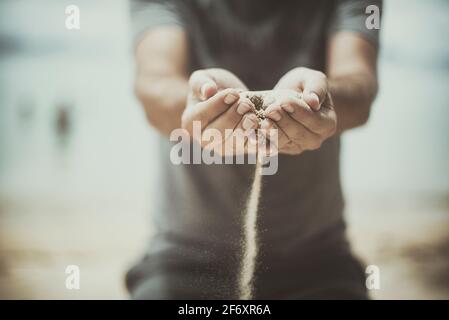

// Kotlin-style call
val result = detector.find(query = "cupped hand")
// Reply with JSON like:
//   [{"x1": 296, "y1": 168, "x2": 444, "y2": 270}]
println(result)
[
  {"x1": 260, "y1": 67, "x2": 337, "y2": 155},
  {"x1": 182, "y1": 68, "x2": 259, "y2": 155}
]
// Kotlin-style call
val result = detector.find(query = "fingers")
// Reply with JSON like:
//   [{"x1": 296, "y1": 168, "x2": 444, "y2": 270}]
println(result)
[
  {"x1": 201, "y1": 82, "x2": 218, "y2": 101},
  {"x1": 264, "y1": 107, "x2": 324, "y2": 151},
  {"x1": 189, "y1": 70, "x2": 218, "y2": 101},
  {"x1": 260, "y1": 109, "x2": 292, "y2": 151},
  {"x1": 260, "y1": 118, "x2": 302, "y2": 155},
  {"x1": 259, "y1": 119, "x2": 281, "y2": 154},
  {"x1": 265, "y1": 94, "x2": 336, "y2": 137},
  {"x1": 283, "y1": 95, "x2": 336, "y2": 137},
  {"x1": 302, "y1": 71, "x2": 327, "y2": 111},
  {"x1": 205, "y1": 111, "x2": 259, "y2": 156},
  {"x1": 189, "y1": 68, "x2": 248, "y2": 101},
  {"x1": 232, "y1": 113, "x2": 260, "y2": 155},
  {"x1": 275, "y1": 68, "x2": 328, "y2": 111},
  {"x1": 182, "y1": 88, "x2": 240, "y2": 134},
  {"x1": 205, "y1": 97, "x2": 255, "y2": 141}
]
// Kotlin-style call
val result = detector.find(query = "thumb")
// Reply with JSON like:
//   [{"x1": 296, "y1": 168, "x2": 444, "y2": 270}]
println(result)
[
  {"x1": 200, "y1": 82, "x2": 218, "y2": 101},
  {"x1": 189, "y1": 70, "x2": 218, "y2": 101},
  {"x1": 303, "y1": 91, "x2": 321, "y2": 111},
  {"x1": 301, "y1": 70, "x2": 328, "y2": 111}
]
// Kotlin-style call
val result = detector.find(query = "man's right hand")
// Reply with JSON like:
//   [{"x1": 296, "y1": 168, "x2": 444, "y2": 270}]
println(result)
[{"x1": 182, "y1": 68, "x2": 259, "y2": 155}]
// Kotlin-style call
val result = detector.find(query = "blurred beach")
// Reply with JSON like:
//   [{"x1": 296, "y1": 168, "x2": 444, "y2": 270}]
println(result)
[{"x1": 0, "y1": 0, "x2": 448, "y2": 299}]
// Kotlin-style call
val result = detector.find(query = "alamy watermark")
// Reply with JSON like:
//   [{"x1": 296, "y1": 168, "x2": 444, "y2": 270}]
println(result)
[
  {"x1": 365, "y1": 264, "x2": 380, "y2": 290},
  {"x1": 366, "y1": 5, "x2": 381, "y2": 30},
  {"x1": 65, "y1": 5, "x2": 80, "y2": 30},
  {"x1": 170, "y1": 121, "x2": 279, "y2": 175},
  {"x1": 65, "y1": 265, "x2": 80, "y2": 290}
]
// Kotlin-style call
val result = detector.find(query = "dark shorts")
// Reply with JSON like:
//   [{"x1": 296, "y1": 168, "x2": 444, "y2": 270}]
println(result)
[{"x1": 126, "y1": 223, "x2": 367, "y2": 300}]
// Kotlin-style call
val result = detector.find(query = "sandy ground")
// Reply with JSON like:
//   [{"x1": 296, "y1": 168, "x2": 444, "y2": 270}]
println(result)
[
  {"x1": 346, "y1": 198, "x2": 449, "y2": 299},
  {"x1": 1, "y1": 191, "x2": 448, "y2": 299},
  {"x1": 0, "y1": 191, "x2": 149, "y2": 299}
]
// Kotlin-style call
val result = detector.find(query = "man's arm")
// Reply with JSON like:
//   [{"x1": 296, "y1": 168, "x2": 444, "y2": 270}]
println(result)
[
  {"x1": 134, "y1": 26, "x2": 189, "y2": 136},
  {"x1": 133, "y1": 26, "x2": 254, "y2": 145},
  {"x1": 327, "y1": 32, "x2": 379, "y2": 133},
  {"x1": 264, "y1": 32, "x2": 378, "y2": 154}
]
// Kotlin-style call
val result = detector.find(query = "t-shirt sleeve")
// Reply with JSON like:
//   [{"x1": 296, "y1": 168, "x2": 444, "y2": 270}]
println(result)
[
  {"x1": 130, "y1": 0, "x2": 185, "y2": 43},
  {"x1": 329, "y1": 0, "x2": 383, "y2": 48}
]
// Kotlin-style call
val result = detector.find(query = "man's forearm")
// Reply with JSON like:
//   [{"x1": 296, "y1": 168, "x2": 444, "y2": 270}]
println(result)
[
  {"x1": 326, "y1": 32, "x2": 379, "y2": 134},
  {"x1": 135, "y1": 73, "x2": 188, "y2": 136},
  {"x1": 328, "y1": 73, "x2": 378, "y2": 133},
  {"x1": 133, "y1": 27, "x2": 189, "y2": 136}
]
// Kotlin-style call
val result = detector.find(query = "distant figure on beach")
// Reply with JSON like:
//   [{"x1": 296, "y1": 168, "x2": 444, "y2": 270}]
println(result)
[
  {"x1": 127, "y1": 0, "x2": 381, "y2": 299},
  {"x1": 55, "y1": 103, "x2": 71, "y2": 136}
]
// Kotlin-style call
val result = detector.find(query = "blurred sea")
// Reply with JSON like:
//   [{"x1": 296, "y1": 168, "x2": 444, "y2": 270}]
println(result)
[{"x1": 0, "y1": 0, "x2": 448, "y2": 299}]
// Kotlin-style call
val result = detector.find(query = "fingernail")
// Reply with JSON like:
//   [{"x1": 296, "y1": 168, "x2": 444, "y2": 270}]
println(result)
[
  {"x1": 282, "y1": 104, "x2": 295, "y2": 113},
  {"x1": 307, "y1": 92, "x2": 320, "y2": 110},
  {"x1": 267, "y1": 111, "x2": 281, "y2": 121},
  {"x1": 242, "y1": 116, "x2": 256, "y2": 130},
  {"x1": 200, "y1": 83, "x2": 210, "y2": 100},
  {"x1": 237, "y1": 102, "x2": 251, "y2": 115},
  {"x1": 224, "y1": 93, "x2": 238, "y2": 105}
]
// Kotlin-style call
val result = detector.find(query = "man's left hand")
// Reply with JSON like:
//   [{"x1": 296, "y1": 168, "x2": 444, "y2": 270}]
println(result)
[{"x1": 261, "y1": 67, "x2": 337, "y2": 155}]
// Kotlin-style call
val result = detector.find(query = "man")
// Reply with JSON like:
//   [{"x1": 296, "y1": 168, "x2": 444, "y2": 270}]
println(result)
[{"x1": 127, "y1": 0, "x2": 381, "y2": 299}]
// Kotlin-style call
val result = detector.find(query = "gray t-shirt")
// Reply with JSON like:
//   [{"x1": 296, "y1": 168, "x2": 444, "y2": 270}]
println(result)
[{"x1": 130, "y1": 0, "x2": 380, "y2": 272}]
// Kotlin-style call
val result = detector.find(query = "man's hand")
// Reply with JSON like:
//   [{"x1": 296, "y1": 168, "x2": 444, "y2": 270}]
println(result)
[
  {"x1": 182, "y1": 68, "x2": 259, "y2": 155},
  {"x1": 260, "y1": 67, "x2": 337, "y2": 155}
]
